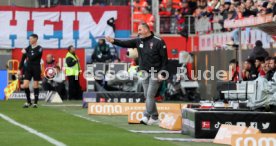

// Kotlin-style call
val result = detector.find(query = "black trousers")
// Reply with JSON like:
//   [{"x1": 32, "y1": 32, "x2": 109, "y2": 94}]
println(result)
[
  {"x1": 42, "y1": 79, "x2": 54, "y2": 91},
  {"x1": 68, "y1": 76, "x2": 82, "y2": 100},
  {"x1": 55, "y1": 83, "x2": 67, "y2": 100},
  {"x1": 42, "y1": 78, "x2": 67, "y2": 100}
]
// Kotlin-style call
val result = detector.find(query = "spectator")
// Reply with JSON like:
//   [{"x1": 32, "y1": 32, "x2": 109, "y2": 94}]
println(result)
[
  {"x1": 59, "y1": 0, "x2": 73, "y2": 5},
  {"x1": 52, "y1": 66, "x2": 67, "y2": 100},
  {"x1": 73, "y1": 0, "x2": 84, "y2": 6},
  {"x1": 197, "y1": 0, "x2": 207, "y2": 8},
  {"x1": 263, "y1": 1, "x2": 270, "y2": 14},
  {"x1": 266, "y1": 2, "x2": 274, "y2": 14},
  {"x1": 235, "y1": 4, "x2": 244, "y2": 19},
  {"x1": 161, "y1": 0, "x2": 184, "y2": 14},
  {"x1": 229, "y1": 59, "x2": 239, "y2": 82},
  {"x1": 173, "y1": 1, "x2": 192, "y2": 33},
  {"x1": 83, "y1": 0, "x2": 92, "y2": 5},
  {"x1": 159, "y1": 1, "x2": 171, "y2": 16},
  {"x1": 242, "y1": 59, "x2": 253, "y2": 81},
  {"x1": 248, "y1": 58, "x2": 259, "y2": 80},
  {"x1": 273, "y1": 0, "x2": 276, "y2": 16},
  {"x1": 221, "y1": 2, "x2": 231, "y2": 20},
  {"x1": 258, "y1": 2, "x2": 267, "y2": 16},
  {"x1": 180, "y1": 1, "x2": 192, "y2": 16},
  {"x1": 38, "y1": 0, "x2": 49, "y2": 7},
  {"x1": 242, "y1": 59, "x2": 258, "y2": 81},
  {"x1": 227, "y1": 10, "x2": 236, "y2": 20},
  {"x1": 212, "y1": 9, "x2": 223, "y2": 32},
  {"x1": 188, "y1": 0, "x2": 197, "y2": 12},
  {"x1": 229, "y1": 3, "x2": 236, "y2": 12},
  {"x1": 42, "y1": 54, "x2": 56, "y2": 91},
  {"x1": 255, "y1": 57, "x2": 266, "y2": 77},
  {"x1": 142, "y1": 7, "x2": 155, "y2": 31},
  {"x1": 209, "y1": 0, "x2": 221, "y2": 10},
  {"x1": 133, "y1": 3, "x2": 154, "y2": 33},
  {"x1": 243, "y1": 0, "x2": 256, "y2": 17},
  {"x1": 164, "y1": 0, "x2": 173, "y2": 14},
  {"x1": 248, "y1": 40, "x2": 269, "y2": 61},
  {"x1": 171, "y1": 0, "x2": 181, "y2": 10},
  {"x1": 264, "y1": 57, "x2": 272, "y2": 74},
  {"x1": 91, "y1": 39, "x2": 112, "y2": 63},
  {"x1": 133, "y1": 0, "x2": 148, "y2": 12},
  {"x1": 251, "y1": 0, "x2": 259, "y2": 14},
  {"x1": 266, "y1": 57, "x2": 276, "y2": 81},
  {"x1": 38, "y1": 0, "x2": 60, "y2": 7},
  {"x1": 259, "y1": 61, "x2": 267, "y2": 77},
  {"x1": 45, "y1": 54, "x2": 56, "y2": 69},
  {"x1": 91, "y1": 0, "x2": 108, "y2": 5}
]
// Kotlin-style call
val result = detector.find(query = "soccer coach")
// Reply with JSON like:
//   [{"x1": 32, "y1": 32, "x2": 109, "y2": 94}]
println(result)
[{"x1": 106, "y1": 23, "x2": 168, "y2": 125}]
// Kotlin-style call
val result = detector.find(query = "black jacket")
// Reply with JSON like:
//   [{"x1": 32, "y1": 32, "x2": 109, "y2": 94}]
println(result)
[
  {"x1": 91, "y1": 41, "x2": 112, "y2": 63},
  {"x1": 266, "y1": 70, "x2": 275, "y2": 81},
  {"x1": 19, "y1": 45, "x2": 43, "y2": 70},
  {"x1": 66, "y1": 52, "x2": 79, "y2": 68},
  {"x1": 248, "y1": 46, "x2": 269, "y2": 61},
  {"x1": 113, "y1": 33, "x2": 168, "y2": 73}
]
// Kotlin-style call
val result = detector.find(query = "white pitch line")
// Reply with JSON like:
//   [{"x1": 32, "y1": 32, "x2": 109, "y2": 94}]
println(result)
[
  {"x1": 42, "y1": 104, "x2": 82, "y2": 107},
  {"x1": 72, "y1": 114, "x2": 100, "y2": 123},
  {"x1": 154, "y1": 137, "x2": 214, "y2": 143},
  {"x1": 129, "y1": 130, "x2": 181, "y2": 134},
  {"x1": 0, "y1": 113, "x2": 67, "y2": 146}
]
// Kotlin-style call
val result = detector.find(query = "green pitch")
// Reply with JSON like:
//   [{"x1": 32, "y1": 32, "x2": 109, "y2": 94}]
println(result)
[{"x1": 0, "y1": 101, "x2": 223, "y2": 146}]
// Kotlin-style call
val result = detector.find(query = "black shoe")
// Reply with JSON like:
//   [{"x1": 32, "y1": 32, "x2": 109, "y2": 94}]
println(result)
[
  {"x1": 23, "y1": 103, "x2": 32, "y2": 108},
  {"x1": 32, "y1": 104, "x2": 38, "y2": 108}
]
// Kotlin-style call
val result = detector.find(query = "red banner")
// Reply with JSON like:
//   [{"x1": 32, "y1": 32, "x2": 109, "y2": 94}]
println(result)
[{"x1": 0, "y1": 6, "x2": 131, "y2": 49}]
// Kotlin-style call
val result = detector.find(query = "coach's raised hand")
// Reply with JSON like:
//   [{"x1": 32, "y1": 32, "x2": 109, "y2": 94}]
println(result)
[{"x1": 105, "y1": 36, "x2": 114, "y2": 43}]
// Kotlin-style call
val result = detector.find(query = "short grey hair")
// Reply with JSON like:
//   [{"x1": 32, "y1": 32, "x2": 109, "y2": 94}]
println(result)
[{"x1": 139, "y1": 22, "x2": 150, "y2": 30}]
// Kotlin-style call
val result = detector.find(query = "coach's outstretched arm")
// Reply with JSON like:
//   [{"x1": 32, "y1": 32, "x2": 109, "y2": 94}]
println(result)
[{"x1": 106, "y1": 36, "x2": 137, "y2": 48}]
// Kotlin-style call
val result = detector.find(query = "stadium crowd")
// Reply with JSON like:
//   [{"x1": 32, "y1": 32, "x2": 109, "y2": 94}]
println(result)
[
  {"x1": 36, "y1": 0, "x2": 276, "y2": 34},
  {"x1": 229, "y1": 40, "x2": 276, "y2": 82},
  {"x1": 133, "y1": 0, "x2": 276, "y2": 33},
  {"x1": 37, "y1": 0, "x2": 129, "y2": 7},
  {"x1": 194, "y1": 0, "x2": 276, "y2": 33}
]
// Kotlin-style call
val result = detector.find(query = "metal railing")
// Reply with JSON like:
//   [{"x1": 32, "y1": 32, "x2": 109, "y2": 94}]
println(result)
[
  {"x1": 194, "y1": 15, "x2": 224, "y2": 35},
  {"x1": 159, "y1": 15, "x2": 195, "y2": 35},
  {"x1": 131, "y1": 14, "x2": 196, "y2": 35}
]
